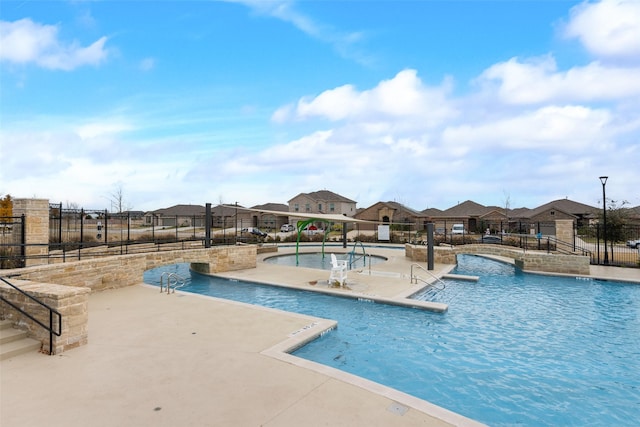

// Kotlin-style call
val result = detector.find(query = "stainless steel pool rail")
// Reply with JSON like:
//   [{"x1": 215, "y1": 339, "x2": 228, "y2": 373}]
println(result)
[
  {"x1": 159, "y1": 272, "x2": 186, "y2": 294},
  {"x1": 410, "y1": 263, "x2": 446, "y2": 291}
]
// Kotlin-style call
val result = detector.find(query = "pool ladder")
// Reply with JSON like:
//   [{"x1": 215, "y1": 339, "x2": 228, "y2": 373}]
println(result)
[
  {"x1": 160, "y1": 272, "x2": 187, "y2": 294},
  {"x1": 410, "y1": 263, "x2": 446, "y2": 291}
]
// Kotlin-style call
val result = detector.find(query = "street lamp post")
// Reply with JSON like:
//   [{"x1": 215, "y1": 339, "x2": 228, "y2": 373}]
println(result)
[{"x1": 599, "y1": 176, "x2": 608, "y2": 265}]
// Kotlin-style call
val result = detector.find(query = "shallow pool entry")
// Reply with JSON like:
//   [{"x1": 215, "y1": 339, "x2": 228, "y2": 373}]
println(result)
[
  {"x1": 144, "y1": 255, "x2": 640, "y2": 426},
  {"x1": 263, "y1": 252, "x2": 386, "y2": 270}
]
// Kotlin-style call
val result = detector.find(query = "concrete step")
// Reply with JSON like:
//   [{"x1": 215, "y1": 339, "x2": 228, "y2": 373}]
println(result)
[{"x1": 0, "y1": 320, "x2": 41, "y2": 360}]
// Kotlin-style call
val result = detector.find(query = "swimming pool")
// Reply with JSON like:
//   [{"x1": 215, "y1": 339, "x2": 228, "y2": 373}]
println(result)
[
  {"x1": 263, "y1": 252, "x2": 387, "y2": 270},
  {"x1": 143, "y1": 255, "x2": 640, "y2": 426}
]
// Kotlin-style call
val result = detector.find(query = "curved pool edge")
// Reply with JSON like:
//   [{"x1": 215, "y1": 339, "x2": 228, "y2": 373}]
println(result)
[{"x1": 261, "y1": 319, "x2": 486, "y2": 427}]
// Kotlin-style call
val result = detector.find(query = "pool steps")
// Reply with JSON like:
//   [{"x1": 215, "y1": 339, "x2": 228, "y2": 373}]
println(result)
[{"x1": 442, "y1": 274, "x2": 480, "y2": 282}]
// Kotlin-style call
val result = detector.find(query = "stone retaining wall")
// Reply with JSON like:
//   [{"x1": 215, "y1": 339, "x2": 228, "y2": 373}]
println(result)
[
  {"x1": 406, "y1": 243, "x2": 590, "y2": 275},
  {"x1": 3, "y1": 245, "x2": 257, "y2": 291},
  {"x1": 0, "y1": 279, "x2": 90, "y2": 354},
  {"x1": 0, "y1": 245, "x2": 257, "y2": 354}
]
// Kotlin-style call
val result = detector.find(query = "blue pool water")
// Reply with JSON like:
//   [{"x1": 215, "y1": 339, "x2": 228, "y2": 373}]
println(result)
[{"x1": 143, "y1": 255, "x2": 640, "y2": 426}]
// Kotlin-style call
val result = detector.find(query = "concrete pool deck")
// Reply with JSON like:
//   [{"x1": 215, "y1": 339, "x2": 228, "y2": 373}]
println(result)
[{"x1": 2, "y1": 245, "x2": 639, "y2": 426}]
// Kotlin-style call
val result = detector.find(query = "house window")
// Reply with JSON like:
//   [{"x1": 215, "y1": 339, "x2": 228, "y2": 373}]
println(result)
[
  {"x1": 294, "y1": 203, "x2": 299, "y2": 212},
  {"x1": 329, "y1": 203, "x2": 335, "y2": 212},
  {"x1": 318, "y1": 203, "x2": 322, "y2": 211},
  {"x1": 551, "y1": 211, "x2": 555, "y2": 216},
  {"x1": 305, "y1": 203, "x2": 310, "y2": 212}
]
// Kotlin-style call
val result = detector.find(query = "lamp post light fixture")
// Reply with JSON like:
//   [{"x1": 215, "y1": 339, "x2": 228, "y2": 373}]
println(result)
[{"x1": 599, "y1": 176, "x2": 608, "y2": 265}]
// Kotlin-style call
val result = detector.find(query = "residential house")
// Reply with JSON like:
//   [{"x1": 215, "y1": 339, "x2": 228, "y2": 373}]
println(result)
[
  {"x1": 509, "y1": 198, "x2": 598, "y2": 234},
  {"x1": 288, "y1": 190, "x2": 357, "y2": 227},
  {"x1": 144, "y1": 204, "x2": 206, "y2": 227},
  {"x1": 248, "y1": 203, "x2": 289, "y2": 231},
  {"x1": 209, "y1": 204, "x2": 253, "y2": 230},
  {"x1": 426, "y1": 198, "x2": 598, "y2": 236},
  {"x1": 428, "y1": 200, "x2": 507, "y2": 234},
  {"x1": 356, "y1": 201, "x2": 430, "y2": 231}
]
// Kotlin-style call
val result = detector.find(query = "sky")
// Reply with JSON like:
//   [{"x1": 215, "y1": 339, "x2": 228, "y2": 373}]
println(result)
[{"x1": 1, "y1": 0, "x2": 639, "y2": 213}]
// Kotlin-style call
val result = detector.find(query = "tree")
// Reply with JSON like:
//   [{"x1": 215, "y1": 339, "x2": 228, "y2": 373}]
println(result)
[
  {"x1": 109, "y1": 183, "x2": 133, "y2": 243},
  {"x1": 503, "y1": 191, "x2": 511, "y2": 232},
  {"x1": 110, "y1": 183, "x2": 132, "y2": 214},
  {"x1": 0, "y1": 194, "x2": 12, "y2": 219},
  {"x1": 599, "y1": 199, "x2": 630, "y2": 243}
]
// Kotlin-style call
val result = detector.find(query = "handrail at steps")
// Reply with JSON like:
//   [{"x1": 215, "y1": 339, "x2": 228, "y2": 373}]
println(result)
[
  {"x1": 0, "y1": 276, "x2": 62, "y2": 355},
  {"x1": 410, "y1": 263, "x2": 446, "y2": 291},
  {"x1": 545, "y1": 236, "x2": 592, "y2": 257},
  {"x1": 159, "y1": 272, "x2": 186, "y2": 294}
]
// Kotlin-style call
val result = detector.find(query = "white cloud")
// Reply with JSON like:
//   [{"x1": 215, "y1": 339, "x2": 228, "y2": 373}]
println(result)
[
  {"x1": 477, "y1": 55, "x2": 640, "y2": 104},
  {"x1": 564, "y1": 0, "x2": 640, "y2": 62},
  {"x1": 285, "y1": 69, "x2": 456, "y2": 127},
  {"x1": 260, "y1": 60, "x2": 639, "y2": 208},
  {"x1": 442, "y1": 105, "x2": 612, "y2": 151},
  {"x1": 0, "y1": 18, "x2": 108, "y2": 70}
]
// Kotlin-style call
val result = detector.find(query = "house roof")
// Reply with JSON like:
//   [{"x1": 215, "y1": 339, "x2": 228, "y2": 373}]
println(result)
[
  {"x1": 509, "y1": 207, "x2": 532, "y2": 218},
  {"x1": 210, "y1": 204, "x2": 244, "y2": 216},
  {"x1": 251, "y1": 203, "x2": 288, "y2": 213},
  {"x1": 434, "y1": 200, "x2": 489, "y2": 217},
  {"x1": 150, "y1": 204, "x2": 206, "y2": 216},
  {"x1": 377, "y1": 201, "x2": 425, "y2": 216},
  {"x1": 421, "y1": 207, "x2": 444, "y2": 216},
  {"x1": 288, "y1": 190, "x2": 356, "y2": 204},
  {"x1": 355, "y1": 201, "x2": 427, "y2": 222},
  {"x1": 526, "y1": 198, "x2": 597, "y2": 218},
  {"x1": 228, "y1": 205, "x2": 372, "y2": 224}
]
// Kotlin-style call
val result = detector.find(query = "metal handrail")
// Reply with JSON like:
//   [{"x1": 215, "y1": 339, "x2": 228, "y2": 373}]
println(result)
[
  {"x1": 348, "y1": 241, "x2": 368, "y2": 269},
  {"x1": 159, "y1": 272, "x2": 186, "y2": 294},
  {"x1": 0, "y1": 276, "x2": 62, "y2": 355},
  {"x1": 410, "y1": 263, "x2": 446, "y2": 291},
  {"x1": 545, "y1": 236, "x2": 592, "y2": 257}
]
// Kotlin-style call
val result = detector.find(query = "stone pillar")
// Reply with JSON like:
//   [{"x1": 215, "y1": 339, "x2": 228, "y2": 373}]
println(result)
[
  {"x1": 13, "y1": 198, "x2": 49, "y2": 267},
  {"x1": 555, "y1": 219, "x2": 574, "y2": 245}
]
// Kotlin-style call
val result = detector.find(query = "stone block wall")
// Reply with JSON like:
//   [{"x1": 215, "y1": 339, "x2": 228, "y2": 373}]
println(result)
[
  {"x1": 0, "y1": 279, "x2": 90, "y2": 354},
  {"x1": 406, "y1": 243, "x2": 590, "y2": 275},
  {"x1": 513, "y1": 252, "x2": 590, "y2": 275},
  {"x1": 405, "y1": 244, "x2": 456, "y2": 264},
  {"x1": 3, "y1": 245, "x2": 258, "y2": 292}
]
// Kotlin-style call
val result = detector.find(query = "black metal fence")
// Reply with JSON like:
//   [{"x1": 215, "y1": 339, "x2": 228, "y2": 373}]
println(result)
[
  {"x1": 2, "y1": 204, "x2": 639, "y2": 268},
  {"x1": 0, "y1": 215, "x2": 25, "y2": 268},
  {"x1": 577, "y1": 223, "x2": 640, "y2": 267},
  {"x1": 47, "y1": 203, "x2": 215, "y2": 262}
]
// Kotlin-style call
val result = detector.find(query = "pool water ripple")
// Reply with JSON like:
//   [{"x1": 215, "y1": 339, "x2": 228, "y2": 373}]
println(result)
[{"x1": 144, "y1": 255, "x2": 640, "y2": 426}]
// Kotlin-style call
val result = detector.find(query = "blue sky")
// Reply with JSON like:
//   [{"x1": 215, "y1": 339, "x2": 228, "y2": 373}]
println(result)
[{"x1": 1, "y1": 0, "x2": 639, "y2": 212}]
